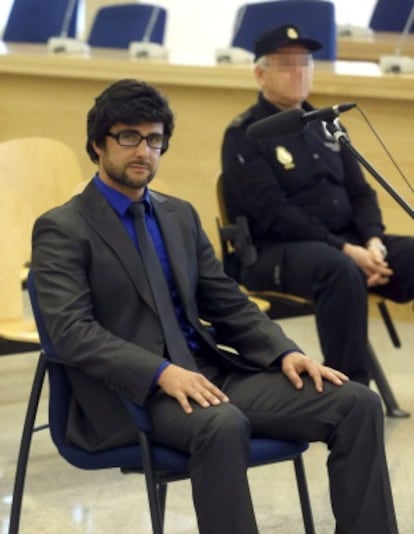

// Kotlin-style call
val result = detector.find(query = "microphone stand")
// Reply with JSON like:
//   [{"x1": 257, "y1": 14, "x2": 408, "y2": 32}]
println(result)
[
  {"x1": 128, "y1": 5, "x2": 168, "y2": 59},
  {"x1": 60, "y1": 0, "x2": 78, "y2": 39},
  {"x1": 325, "y1": 120, "x2": 412, "y2": 418},
  {"x1": 47, "y1": 0, "x2": 90, "y2": 54},
  {"x1": 325, "y1": 122, "x2": 414, "y2": 219}
]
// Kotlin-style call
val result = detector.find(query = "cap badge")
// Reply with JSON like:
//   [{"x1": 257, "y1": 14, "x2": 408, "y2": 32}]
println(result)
[
  {"x1": 275, "y1": 146, "x2": 295, "y2": 169},
  {"x1": 287, "y1": 27, "x2": 298, "y2": 40}
]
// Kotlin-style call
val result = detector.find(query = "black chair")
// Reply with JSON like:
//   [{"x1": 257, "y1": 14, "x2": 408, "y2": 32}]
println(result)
[
  {"x1": 8, "y1": 271, "x2": 316, "y2": 534},
  {"x1": 215, "y1": 173, "x2": 410, "y2": 419}
]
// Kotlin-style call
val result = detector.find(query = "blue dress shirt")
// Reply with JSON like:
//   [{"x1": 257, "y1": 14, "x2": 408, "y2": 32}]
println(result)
[{"x1": 93, "y1": 175, "x2": 202, "y2": 384}]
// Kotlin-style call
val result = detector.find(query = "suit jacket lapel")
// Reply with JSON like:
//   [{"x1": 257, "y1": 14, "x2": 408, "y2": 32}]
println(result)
[{"x1": 79, "y1": 181, "x2": 156, "y2": 312}]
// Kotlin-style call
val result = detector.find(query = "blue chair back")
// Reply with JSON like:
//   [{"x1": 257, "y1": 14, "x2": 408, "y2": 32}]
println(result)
[
  {"x1": 231, "y1": 1, "x2": 336, "y2": 60},
  {"x1": 3, "y1": 0, "x2": 79, "y2": 43},
  {"x1": 27, "y1": 270, "x2": 152, "y2": 470},
  {"x1": 87, "y1": 3, "x2": 167, "y2": 49},
  {"x1": 369, "y1": 0, "x2": 414, "y2": 33}
]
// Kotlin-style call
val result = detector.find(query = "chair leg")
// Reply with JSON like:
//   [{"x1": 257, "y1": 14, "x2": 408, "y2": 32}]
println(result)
[
  {"x1": 367, "y1": 342, "x2": 410, "y2": 418},
  {"x1": 157, "y1": 483, "x2": 168, "y2": 527},
  {"x1": 136, "y1": 432, "x2": 165, "y2": 534},
  {"x1": 377, "y1": 300, "x2": 401, "y2": 348},
  {"x1": 293, "y1": 455, "x2": 315, "y2": 534},
  {"x1": 8, "y1": 353, "x2": 47, "y2": 534}
]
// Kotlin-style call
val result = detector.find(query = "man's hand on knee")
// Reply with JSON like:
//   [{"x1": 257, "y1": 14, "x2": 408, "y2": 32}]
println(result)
[{"x1": 281, "y1": 352, "x2": 349, "y2": 392}]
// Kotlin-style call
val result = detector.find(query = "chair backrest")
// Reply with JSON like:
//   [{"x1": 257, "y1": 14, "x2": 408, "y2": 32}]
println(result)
[
  {"x1": 87, "y1": 3, "x2": 167, "y2": 49},
  {"x1": 369, "y1": 0, "x2": 414, "y2": 33},
  {"x1": 0, "y1": 187, "x2": 34, "y2": 321},
  {"x1": 26, "y1": 270, "x2": 154, "y2": 469},
  {"x1": 3, "y1": 0, "x2": 79, "y2": 43},
  {"x1": 0, "y1": 137, "x2": 84, "y2": 231},
  {"x1": 230, "y1": 1, "x2": 336, "y2": 60}
]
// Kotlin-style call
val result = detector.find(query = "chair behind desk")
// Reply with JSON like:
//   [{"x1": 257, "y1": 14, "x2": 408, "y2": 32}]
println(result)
[
  {"x1": 369, "y1": 0, "x2": 414, "y2": 33},
  {"x1": 87, "y1": 3, "x2": 167, "y2": 49},
  {"x1": 229, "y1": 1, "x2": 337, "y2": 61},
  {"x1": 3, "y1": 0, "x2": 80, "y2": 43},
  {"x1": 215, "y1": 173, "x2": 410, "y2": 418}
]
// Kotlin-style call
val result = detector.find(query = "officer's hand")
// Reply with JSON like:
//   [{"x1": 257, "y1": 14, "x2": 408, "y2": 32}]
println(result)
[{"x1": 342, "y1": 243, "x2": 392, "y2": 286}]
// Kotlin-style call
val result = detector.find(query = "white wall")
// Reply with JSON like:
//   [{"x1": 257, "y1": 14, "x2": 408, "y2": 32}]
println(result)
[
  {"x1": 1, "y1": 0, "x2": 377, "y2": 60},
  {"x1": 0, "y1": 0, "x2": 14, "y2": 32},
  {"x1": 159, "y1": 0, "x2": 377, "y2": 62}
]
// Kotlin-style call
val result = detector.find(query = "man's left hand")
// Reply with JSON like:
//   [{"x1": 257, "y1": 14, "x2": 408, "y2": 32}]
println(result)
[{"x1": 281, "y1": 351, "x2": 349, "y2": 392}]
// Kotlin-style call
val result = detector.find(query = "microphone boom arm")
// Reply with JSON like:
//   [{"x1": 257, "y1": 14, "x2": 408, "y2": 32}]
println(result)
[{"x1": 326, "y1": 122, "x2": 414, "y2": 219}]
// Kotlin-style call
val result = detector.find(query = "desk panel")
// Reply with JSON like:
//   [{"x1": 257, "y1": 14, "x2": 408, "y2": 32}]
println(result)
[
  {"x1": 1, "y1": 45, "x2": 413, "y2": 320},
  {"x1": 338, "y1": 32, "x2": 414, "y2": 62}
]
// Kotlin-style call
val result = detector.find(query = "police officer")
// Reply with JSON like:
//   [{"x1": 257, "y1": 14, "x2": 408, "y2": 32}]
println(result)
[{"x1": 221, "y1": 25, "x2": 414, "y2": 384}]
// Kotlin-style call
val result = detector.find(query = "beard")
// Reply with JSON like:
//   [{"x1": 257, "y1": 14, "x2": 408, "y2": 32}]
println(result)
[{"x1": 103, "y1": 158, "x2": 156, "y2": 190}]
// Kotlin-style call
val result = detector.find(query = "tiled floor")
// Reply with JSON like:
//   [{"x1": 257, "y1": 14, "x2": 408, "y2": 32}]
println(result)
[{"x1": 1, "y1": 315, "x2": 413, "y2": 533}]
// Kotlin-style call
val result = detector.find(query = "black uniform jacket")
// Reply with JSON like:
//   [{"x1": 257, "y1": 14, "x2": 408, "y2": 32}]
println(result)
[
  {"x1": 221, "y1": 93, "x2": 384, "y2": 251},
  {"x1": 31, "y1": 180, "x2": 300, "y2": 451}
]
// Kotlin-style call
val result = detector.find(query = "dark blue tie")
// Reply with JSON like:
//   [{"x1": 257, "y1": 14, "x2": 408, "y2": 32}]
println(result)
[{"x1": 128, "y1": 202, "x2": 197, "y2": 371}]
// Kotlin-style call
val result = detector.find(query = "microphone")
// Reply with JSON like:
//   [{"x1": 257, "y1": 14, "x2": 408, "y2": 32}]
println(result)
[
  {"x1": 47, "y1": 0, "x2": 90, "y2": 54},
  {"x1": 129, "y1": 6, "x2": 169, "y2": 59},
  {"x1": 246, "y1": 103, "x2": 356, "y2": 139},
  {"x1": 59, "y1": 0, "x2": 78, "y2": 39},
  {"x1": 379, "y1": 6, "x2": 414, "y2": 73},
  {"x1": 215, "y1": 5, "x2": 255, "y2": 64}
]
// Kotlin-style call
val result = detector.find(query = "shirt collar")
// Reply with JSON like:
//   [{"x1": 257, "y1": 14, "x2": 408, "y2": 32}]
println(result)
[{"x1": 93, "y1": 174, "x2": 153, "y2": 216}]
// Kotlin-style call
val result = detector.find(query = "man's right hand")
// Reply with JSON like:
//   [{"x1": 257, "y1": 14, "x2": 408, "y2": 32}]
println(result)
[
  {"x1": 342, "y1": 243, "x2": 393, "y2": 287},
  {"x1": 157, "y1": 364, "x2": 229, "y2": 414}
]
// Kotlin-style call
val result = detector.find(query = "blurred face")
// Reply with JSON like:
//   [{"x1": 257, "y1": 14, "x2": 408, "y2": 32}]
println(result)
[
  {"x1": 254, "y1": 45, "x2": 314, "y2": 109},
  {"x1": 92, "y1": 121, "x2": 164, "y2": 201}
]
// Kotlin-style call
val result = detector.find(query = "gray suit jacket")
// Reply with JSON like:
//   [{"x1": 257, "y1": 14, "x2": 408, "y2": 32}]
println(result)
[{"x1": 31, "y1": 180, "x2": 300, "y2": 450}]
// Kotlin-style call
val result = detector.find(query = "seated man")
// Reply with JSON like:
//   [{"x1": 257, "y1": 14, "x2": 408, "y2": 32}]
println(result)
[
  {"x1": 31, "y1": 78, "x2": 398, "y2": 533},
  {"x1": 221, "y1": 24, "x2": 414, "y2": 385}
]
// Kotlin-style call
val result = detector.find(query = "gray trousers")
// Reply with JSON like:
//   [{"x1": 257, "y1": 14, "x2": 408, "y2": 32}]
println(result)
[{"x1": 146, "y1": 371, "x2": 398, "y2": 534}]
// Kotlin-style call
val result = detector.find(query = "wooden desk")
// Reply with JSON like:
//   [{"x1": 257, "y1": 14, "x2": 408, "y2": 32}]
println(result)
[
  {"x1": 338, "y1": 31, "x2": 414, "y2": 62},
  {"x1": 1, "y1": 45, "x2": 413, "y2": 322}
]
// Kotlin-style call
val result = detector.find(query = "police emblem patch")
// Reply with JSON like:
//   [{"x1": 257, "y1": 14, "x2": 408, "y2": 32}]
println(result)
[{"x1": 275, "y1": 146, "x2": 295, "y2": 169}]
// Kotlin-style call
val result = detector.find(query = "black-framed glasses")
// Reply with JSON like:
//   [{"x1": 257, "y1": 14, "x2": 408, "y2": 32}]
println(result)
[{"x1": 106, "y1": 130, "x2": 167, "y2": 150}]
